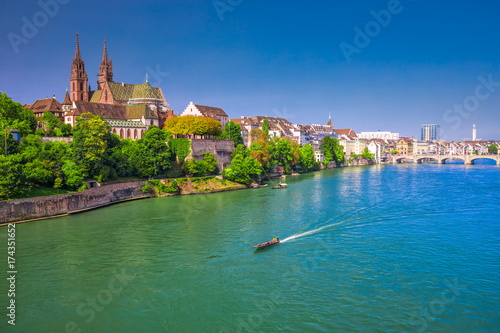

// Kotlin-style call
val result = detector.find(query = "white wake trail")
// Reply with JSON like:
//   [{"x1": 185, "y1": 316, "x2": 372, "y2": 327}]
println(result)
[{"x1": 281, "y1": 221, "x2": 345, "y2": 243}]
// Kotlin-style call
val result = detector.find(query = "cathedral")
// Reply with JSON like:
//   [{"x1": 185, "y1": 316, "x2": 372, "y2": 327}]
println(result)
[{"x1": 63, "y1": 33, "x2": 173, "y2": 138}]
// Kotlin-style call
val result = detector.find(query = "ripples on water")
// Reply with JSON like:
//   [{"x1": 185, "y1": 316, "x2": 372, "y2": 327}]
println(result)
[{"x1": 1, "y1": 163, "x2": 499, "y2": 332}]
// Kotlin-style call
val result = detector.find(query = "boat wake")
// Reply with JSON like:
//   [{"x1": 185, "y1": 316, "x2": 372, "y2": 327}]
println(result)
[{"x1": 281, "y1": 221, "x2": 345, "y2": 243}]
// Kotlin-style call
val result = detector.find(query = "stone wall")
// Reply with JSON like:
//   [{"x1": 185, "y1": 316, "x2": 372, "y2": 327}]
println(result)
[
  {"x1": 188, "y1": 139, "x2": 235, "y2": 170},
  {"x1": 41, "y1": 137, "x2": 73, "y2": 143},
  {"x1": 0, "y1": 181, "x2": 148, "y2": 224}
]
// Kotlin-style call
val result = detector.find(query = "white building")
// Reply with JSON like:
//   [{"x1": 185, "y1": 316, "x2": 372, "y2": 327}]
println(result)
[{"x1": 182, "y1": 102, "x2": 229, "y2": 129}]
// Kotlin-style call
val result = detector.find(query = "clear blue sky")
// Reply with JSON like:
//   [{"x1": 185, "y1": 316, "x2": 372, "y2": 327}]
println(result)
[{"x1": 1, "y1": 0, "x2": 499, "y2": 141}]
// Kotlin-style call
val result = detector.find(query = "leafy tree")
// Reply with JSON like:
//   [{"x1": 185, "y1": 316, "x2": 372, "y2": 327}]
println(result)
[
  {"x1": 72, "y1": 113, "x2": 110, "y2": 178},
  {"x1": 391, "y1": 150, "x2": 399, "y2": 155},
  {"x1": 62, "y1": 160, "x2": 84, "y2": 189},
  {"x1": 163, "y1": 115, "x2": 222, "y2": 136},
  {"x1": 168, "y1": 138, "x2": 191, "y2": 164},
  {"x1": 182, "y1": 158, "x2": 199, "y2": 176},
  {"x1": 0, "y1": 91, "x2": 37, "y2": 137},
  {"x1": 362, "y1": 148, "x2": 374, "y2": 161},
  {"x1": 60, "y1": 123, "x2": 72, "y2": 137},
  {"x1": 217, "y1": 121, "x2": 244, "y2": 147},
  {"x1": 40, "y1": 111, "x2": 62, "y2": 135},
  {"x1": 350, "y1": 153, "x2": 359, "y2": 159},
  {"x1": 249, "y1": 128, "x2": 268, "y2": 146},
  {"x1": 129, "y1": 126, "x2": 172, "y2": 178},
  {"x1": 488, "y1": 144, "x2": 498, "y2": 154},
  {"x1": 202, "y1": 152, "x2": 219, "y2": 175},
  {"x1": 223, "y1": 153, "x2": 261, "y2": 184},
  {"x1": 271, "y1": 137, "x2": 295, "y2": 173},
  {"x1": 0, "y1": 154, "x2": 23, "y2": 200},
  {"x1": 262, "y1": 118, "x2": 270, "y2": 137},
  {"x1": 321, "y1": 136, "x2": 345, "y2": 167},
  {"x1": 299, "y1": 144, "x2": 315, "y2": 172}
]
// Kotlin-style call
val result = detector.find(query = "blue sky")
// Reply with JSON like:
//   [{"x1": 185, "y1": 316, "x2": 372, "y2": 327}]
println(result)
[{"x1": 1, "y1": 0, "x2": 499, "y2": 140}]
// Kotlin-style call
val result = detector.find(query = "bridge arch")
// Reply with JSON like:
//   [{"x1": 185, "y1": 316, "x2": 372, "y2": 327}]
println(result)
[
  {"x1": 416, "y1": 156, "x2": 439, "y2": 163},
  {"x1": 441, "y1": 156, "x2": 465, "y2": 164},
  {"x1": 469, "y1": 156, "x2": 498, "y2": 164}
]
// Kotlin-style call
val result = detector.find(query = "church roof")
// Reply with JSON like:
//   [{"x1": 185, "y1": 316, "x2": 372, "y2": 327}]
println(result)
[
  {"x1": 70, "y1": 101, "x2": 126, "y2": 120},
  {"x1": 89, "y1": 90, "x2": 102, "y2": 103},
  {"x1": 101, "y1": 81, "x2": 163, "y2": 102},
  {"x1": 29, "y1": 97, "x2": 62, "y2": 115},
  {"x1": 106, "y1": 119, "x2": 146, "y2": 129},
  {"x1": 126, "y1": 104, "x2": 158, "y2": 120}
]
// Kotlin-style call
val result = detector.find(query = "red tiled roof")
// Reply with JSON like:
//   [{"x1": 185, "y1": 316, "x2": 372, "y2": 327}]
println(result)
[
  {"x1": 28, "y1": 98, "x2": 62, "y2": 114},
  {"x1": 195, "y1": 104, "x2": 228, "y2": 118}
]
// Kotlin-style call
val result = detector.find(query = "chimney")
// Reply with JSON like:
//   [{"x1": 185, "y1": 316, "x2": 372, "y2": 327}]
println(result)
[{"x1": 53, "y1": 94, "x2": 56, "y2": 99}]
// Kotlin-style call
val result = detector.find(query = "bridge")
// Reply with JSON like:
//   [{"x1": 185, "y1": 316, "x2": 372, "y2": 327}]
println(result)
[{"x1": 392, "y1": 154, "x2": 500, "y2": 165}]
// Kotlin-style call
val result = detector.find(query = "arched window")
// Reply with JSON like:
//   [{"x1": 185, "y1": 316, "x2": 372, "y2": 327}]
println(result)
[
  {"x1": 141, "y1": 130, "x2": 145, "y2": 138},
  {"x1": 80, "y1": 93, "x2": 83, "y2": 100},
  {"x1": 72, "y1": 82, "x2": 75, "y2": 91},
  {"x1": 113, "y1": 128, "x2": 117, "y2": 134},
  {"x1": 134, "y1": 129, "x2": 138, "y2": 140},
  {"x1": 127, "y1": 129, "x2": 131, "y2": 139},
  {"x1": 80, "y1": 82, "x2": 83, "y2": 91},
  {"x1": 120, "y1": 129, "x2": 124, "y2": 138}
]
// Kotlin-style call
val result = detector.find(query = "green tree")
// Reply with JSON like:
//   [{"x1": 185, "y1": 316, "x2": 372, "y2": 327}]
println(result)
[
  {"x1": 391, "y1": 150, "x2": 399, "y2": 155},
  {"x1": 0, "y1": 154, "x2": 23, "y2": 200},
  {"x1": 130, "y1": 127, "x2": 172, "y2": 178},
  {"x1": 62, "y1": 160, "x2": 84, "y2": 189},
  {"x1": 262, "y1": 118, "x2": 270, "y2": 137},
  {"x1": 299, "y1": 144, "x2": 315, "y2": 172},
  {"x1": 223, "y1": 145, "x2": 261, "y2": 184},
  {"x1": 163, "y1": 115, "x2": 222, "y2": 136},
  {"x1": 362, "y1": 148, "x2": 374, "y2": 161},
  {"x1": 350, "y1": 153, "x2": 359, "y2": 159},
  {"x1": 72, "y1": 113, "x2": 110, "y2": 178},
  {"x1": 0, "y1": 91, "x2": 37, "y2": 137},
  {"x1": 182, "y1": 158, "x2": 199, "y2": 176},
  {"x1": 217, "y1": 121, "x2": 244, "y2": 147},
  {"x1": 40, "y1": 111, "x2": 62, "y2": 135},
  {"x1": 202, "y1": 152, "x2": 218, "y2": 175},
  {"x1": 488, "y1": 144, "x2": 498, "y2": 154},
  {"x1": 321, "y1": 136, "x2": 345, "y2": 167}
]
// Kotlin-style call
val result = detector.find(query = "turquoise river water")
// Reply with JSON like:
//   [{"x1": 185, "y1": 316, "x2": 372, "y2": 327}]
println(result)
[{"x1": 1, "y1": 162, "x2": 500, "y2": 332}]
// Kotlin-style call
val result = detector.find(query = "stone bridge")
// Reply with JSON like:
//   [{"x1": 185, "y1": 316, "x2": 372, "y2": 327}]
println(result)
[{"x1": 392, "y1": 154, "x2": 500, "y2": 165}]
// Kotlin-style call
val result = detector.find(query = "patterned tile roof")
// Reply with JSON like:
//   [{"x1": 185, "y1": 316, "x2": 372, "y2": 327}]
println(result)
[
  {"x1": 89, "y1": 90, "x2": 102, "y2": 103},
  {"x1": 105, "y1": 119, "x2": 146, "y2": 128},
  {"x1": 107, "y1": 81, "x2": 134, "y2": 101},
  {"x1": 131, "y1": 82, "x2": 162, "y2": 99},
  {"x1": 126, "y1": 104, "x2": 158, "y2": 120}
]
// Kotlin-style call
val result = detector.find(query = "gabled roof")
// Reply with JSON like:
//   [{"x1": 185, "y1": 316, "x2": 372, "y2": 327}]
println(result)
[
  {"x1": 89, "y1": 90, "x2": 102, "y2": 103},
  {"x1": 106, "y1": 119, "x2": 146, "y2": 129},
  {"x1": 29, "y1": 97, "x2": 62, "y2": 114},
  {"x1": 194, "y1": 104, "x2": 228, "y2": 118},
  {"x1": 105, "y1": 81, "x2": 163, "y2": 101},
  {"x1": 333, "y1": 128, "x2": 357, "y2": 139},
  {"x1": 126, "y1": 104, "x2": 158, "y2": 120}
]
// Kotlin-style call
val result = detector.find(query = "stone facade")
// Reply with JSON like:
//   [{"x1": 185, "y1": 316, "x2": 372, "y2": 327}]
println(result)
[{"x1": 188, "y1": 139, "x2": 235, "y2": 171}]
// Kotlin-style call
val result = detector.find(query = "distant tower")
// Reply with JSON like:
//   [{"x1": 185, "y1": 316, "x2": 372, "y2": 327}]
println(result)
[
  {"x1": 69, "y1": 33, "x2": 89, "y2": 102},
  {"x1": 97, "y1": 36, "x2": 113, "y2": 90},
  {"x1": 326, "y1": 112, "x2": 333, "y2": 128},
  {"x1": 472, "y1": 124, "x2": 477, "y2": 141}
]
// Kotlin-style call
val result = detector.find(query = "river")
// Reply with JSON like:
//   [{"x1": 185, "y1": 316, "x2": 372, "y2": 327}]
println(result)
[{"x1": 1, "y1": 162, "x2": 499, "y2": 332}]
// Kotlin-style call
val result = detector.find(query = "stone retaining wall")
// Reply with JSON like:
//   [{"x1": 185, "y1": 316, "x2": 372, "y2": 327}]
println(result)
[
  {"x1": 0, "y1": 181, "x2": 148, "y2": 224},
  {"x1": 188, "y1": 139, "x2": 234, "y2": 170}
]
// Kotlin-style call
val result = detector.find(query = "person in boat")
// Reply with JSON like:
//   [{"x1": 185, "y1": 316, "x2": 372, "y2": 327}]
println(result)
[{"x1": 273, "y1": 238, "x2": 277, "y2": 242}]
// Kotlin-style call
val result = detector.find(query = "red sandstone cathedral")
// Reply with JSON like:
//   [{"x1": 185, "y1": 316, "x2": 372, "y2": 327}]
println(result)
[{"x1": 27, "y1": 34, "x2": 173, "y2": 140}]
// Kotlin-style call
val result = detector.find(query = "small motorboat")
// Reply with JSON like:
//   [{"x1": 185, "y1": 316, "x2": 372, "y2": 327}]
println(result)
[
  {"x1": 272, "y1": 182, "x2": 288, "y2": 189},
  {"x1": 260, "y1": 184, "x2": 269, "y2": 187},
  {"x1": 253, "y1": 238, "x2": 280, "y2": 249}
]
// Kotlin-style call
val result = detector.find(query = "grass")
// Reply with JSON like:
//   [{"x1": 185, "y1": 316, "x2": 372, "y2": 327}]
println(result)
[{"x1": 10, "y1": 186, "x2": 76, "y2": 200}]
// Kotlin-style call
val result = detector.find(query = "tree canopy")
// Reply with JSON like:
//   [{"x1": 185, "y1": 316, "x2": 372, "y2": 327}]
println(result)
[{"x1": 163, "y1": 115, "x2": 222, "y2": 136}]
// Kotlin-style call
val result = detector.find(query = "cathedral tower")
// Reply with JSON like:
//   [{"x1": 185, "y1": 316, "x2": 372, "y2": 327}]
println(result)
[
  {"x1": 69, "y1": 33, "x2": 89, "y2": 102},
  {"x1": 97, "y1": 36, "x2": 113, "y2": 90}
]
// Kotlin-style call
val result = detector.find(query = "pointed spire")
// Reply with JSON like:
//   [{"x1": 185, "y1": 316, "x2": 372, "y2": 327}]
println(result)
[
  {"x1": 328, "y1": 112, "x2": 331, "y2": 121},
  {"x1": 146, "y1": 72, "x2": 148, "y2": 83},
  {"x1": 62, "y1": 89, "x2": 72, "y2": 105},
  {"x1": 102, "y1": 36, "x2": 108, "y2": 63},
  {"x1": 74, "y1": 33, "x2": 81, "y2": 59}
]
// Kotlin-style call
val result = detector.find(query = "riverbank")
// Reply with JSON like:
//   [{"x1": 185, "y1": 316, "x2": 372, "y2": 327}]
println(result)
[{"x1": 0, "y1": 177, "x2": 246, "y2": 225}]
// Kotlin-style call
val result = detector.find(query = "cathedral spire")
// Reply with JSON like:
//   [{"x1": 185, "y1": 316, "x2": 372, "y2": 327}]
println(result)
[
  {"x1": 74, "y1": 33, "x2": 81, "y2": 59},
  {"x1": 102, "y1": 36, "x2": 108, "y2": 63}
]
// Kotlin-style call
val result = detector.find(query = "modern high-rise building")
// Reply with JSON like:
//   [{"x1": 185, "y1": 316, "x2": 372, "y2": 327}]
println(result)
[
  {"x1": 421, "y1": 124, "x2": 440, "y2": 141},
  {"x1": 472, "y1": 124, "x2": 477, "y2": 141}
]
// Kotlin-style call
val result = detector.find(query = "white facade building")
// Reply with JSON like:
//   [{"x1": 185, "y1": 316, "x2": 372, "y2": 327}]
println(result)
[{"x1": 359, "y1": 131, "x2": 400, "y2": 141}]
